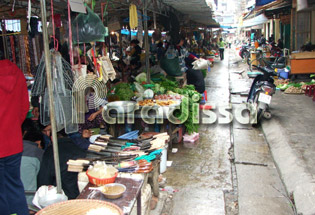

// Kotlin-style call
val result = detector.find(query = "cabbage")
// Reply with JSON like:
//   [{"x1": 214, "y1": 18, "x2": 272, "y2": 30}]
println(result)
[{"x1": 135, "y1": 73, "x2": 147, "y2": 83}]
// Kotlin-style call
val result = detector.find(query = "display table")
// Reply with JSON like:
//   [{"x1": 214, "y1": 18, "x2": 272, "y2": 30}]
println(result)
[
  {"x1": 291, "y1": 52, "x2": 315, "y2": 74},
  {"x1": 107, "y1": 105, "x2": 182, "y2": 149},
  {"x1": 77, "y1": 177, "x2": 144, "y2": 215}
]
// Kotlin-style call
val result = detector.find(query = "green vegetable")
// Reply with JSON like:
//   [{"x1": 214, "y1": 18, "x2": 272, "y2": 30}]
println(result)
[
  {"x1": 159, "y1": 77, "x2": 179, "y2": 92},
  {"x1": 111, "y1": 83, "x2": 134, "y2": 101},
  {"x1": 135, "y1": 73, "x2": 147, "y2": 83},
  {"x1": 174, "y1": 85, "x2": 201, "y2": 134},
  {"x1": 277, "y1": 84, "x2": 288, "y2": 90}
]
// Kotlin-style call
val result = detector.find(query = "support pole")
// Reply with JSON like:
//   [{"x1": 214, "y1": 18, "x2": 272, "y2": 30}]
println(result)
[
  {"x1": 290, "y1": 9, "x2": 294, "y2": 51},
  {"x1": 143, "y1": 0, "x2": 150, "y2": 84},
  {"x1": 1, "y1": 20, "x2": 8, "y2": 59},
  {"x1": 153, "y1": 12, "x2": 157, "y2": 29},
  {"x1": 39, "y1": 0, "x2": 62, "y2": 194}
]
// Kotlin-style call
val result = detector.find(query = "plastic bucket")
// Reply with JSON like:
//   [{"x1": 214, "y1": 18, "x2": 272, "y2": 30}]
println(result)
[
  {"x1": 160, "y1": 145, "x2": 168, "y2": 173},
  {"x1": 277, "y1": 69, "x2": 289, "y2": 79}
]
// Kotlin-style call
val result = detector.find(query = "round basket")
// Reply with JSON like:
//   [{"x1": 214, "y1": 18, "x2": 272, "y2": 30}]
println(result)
[
  {"x1": 86, "y1": 171, "x2": 118, "y2": 186},
  {"x1": 36, "y1": 199, "x2": 123, "y2": 215}
]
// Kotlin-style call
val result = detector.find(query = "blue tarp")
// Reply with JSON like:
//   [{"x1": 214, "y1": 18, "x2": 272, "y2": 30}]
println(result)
[
  {"x1": 256, "y1": 0, "x2": 275, "y2": 6},
  {"x1": 120, "y1": 29, "x2": 153, "y2": 36},
  {"x1": 220, "y1": 25, "x2": 235, "y2": 29}
]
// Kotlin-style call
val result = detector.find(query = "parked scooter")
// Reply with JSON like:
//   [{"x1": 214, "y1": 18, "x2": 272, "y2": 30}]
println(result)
[
  {"x1": 247, "y1": 65, "x2": 277, "y2": 124},
  {"x1": 239, "y1": 43, "x2": 251, "y2": 59}
]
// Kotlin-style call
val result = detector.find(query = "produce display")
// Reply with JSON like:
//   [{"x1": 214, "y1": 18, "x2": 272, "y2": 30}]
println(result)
[
  {"x1": 284, "y1": 86, "x2": 305, "y2": 94},
  {"x1": 137, "y1": 99, "x2": 177, "y2": 106},
  {"x1": 109, "y1": 83, "x2": 134, "y2": 101},
  {"x1": 106, "y1": 75, "x2": 202, "y2": 134},
  {"x1": 154, "y1": 94, "x2": 183, "y2": 100},
  {"x1": 276, "y1": 79, "x2": 315, "y2": 93},
  {"x1": 87, "y1": 162, "x2": 118, "y2": 179}
]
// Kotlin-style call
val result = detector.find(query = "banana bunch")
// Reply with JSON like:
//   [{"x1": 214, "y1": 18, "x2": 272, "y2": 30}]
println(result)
[{"x1": 129, "y1": 4, "x2": 138, "y2": 29}]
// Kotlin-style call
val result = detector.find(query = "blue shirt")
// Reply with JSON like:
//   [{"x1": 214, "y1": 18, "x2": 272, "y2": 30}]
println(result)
[{"x1": 21, "y1": 140, "x2": 44, "y2": 205}]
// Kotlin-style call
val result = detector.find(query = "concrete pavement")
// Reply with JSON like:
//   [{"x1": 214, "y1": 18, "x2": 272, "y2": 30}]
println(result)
[
  {"x1": 261, "y1": 92, "x2": 315, "y2": 215},
  {"x1": 229, "y1": 50, "x2": 294, "y2": 215},
  {"x1": 229, "y1": 48, "x2": 315, "y2": 214}
]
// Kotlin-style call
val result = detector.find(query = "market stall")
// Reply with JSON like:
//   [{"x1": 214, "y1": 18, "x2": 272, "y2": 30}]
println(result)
[
  {"x1": 290, "y1": 52, "x2": 315, "y2": 74},
  {"x1": 0, "y1": 0, "x2": 214, "y2": 213}
]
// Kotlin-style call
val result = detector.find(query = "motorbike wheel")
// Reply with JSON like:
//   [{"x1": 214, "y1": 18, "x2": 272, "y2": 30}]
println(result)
[
  {"x1": 256, "y1": 108, "x2": 264, "y2": 124},
  {"x1": 252, "y1": 94, "x2": 265, "y2": 126},
  {"x1": 244, "y1": 51, "x2": 251, "y2": 65}
]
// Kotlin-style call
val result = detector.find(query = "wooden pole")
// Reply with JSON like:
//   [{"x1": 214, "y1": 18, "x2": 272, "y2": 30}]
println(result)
[
  {"x1": 295, "y1": 9, "x2": 297, "y2": 51},
  {"x1": 39, "y1": 0, "x2": 62, "y2": 194},
  {"x1": 290, "y1": 9, "x2": 294, "y2": 51},
  {"x1": 153, "y1": 12, "x2": 157, "y2": 29},
  {"x1": 1, "y1": 20, "x2": 8, "y2": 59},
  {"x1": 143, "y1": 0, "x2": 150, "y2": 83}
]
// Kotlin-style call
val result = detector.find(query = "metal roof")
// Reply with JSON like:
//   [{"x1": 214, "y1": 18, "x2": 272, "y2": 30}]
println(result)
[{"x1": 162, "y1": 0, "x2": 217, "y2": 26}]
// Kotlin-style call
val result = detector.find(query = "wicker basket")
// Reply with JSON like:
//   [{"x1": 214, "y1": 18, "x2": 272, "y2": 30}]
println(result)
[
  {"x1": 86, "y1": 171, "x2": 118, "y2": 186},
  {"x1": 36, "y1": 199, "x2": 123, "y2": 215}
]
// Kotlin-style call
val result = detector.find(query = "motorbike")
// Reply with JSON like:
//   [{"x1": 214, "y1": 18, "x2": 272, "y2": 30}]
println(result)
[
  {"x1": 247, "y1": 65, "x2": 277, "y2": 124},
  {"x1": 239, "y1": 43, "x2": 251, "y2": 59}
]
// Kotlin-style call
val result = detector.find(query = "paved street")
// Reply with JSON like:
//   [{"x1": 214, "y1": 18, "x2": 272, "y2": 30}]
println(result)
[{"x1": 161, "y1": 48, "x2": 294, "y2": 215}]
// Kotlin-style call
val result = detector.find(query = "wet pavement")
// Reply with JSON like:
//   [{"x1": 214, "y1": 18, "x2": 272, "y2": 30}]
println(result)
[
  {"x1": 163, "y1": 53, "x2": 232, "y2": 215},
  {"x1": 161, "y1": 49, "x2": 294, "y2": 215}
]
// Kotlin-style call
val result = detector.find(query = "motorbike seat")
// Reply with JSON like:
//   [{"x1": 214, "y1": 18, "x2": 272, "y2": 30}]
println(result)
[{"x1": 272, "y1": 63, "x2": 285, "y2": 69}]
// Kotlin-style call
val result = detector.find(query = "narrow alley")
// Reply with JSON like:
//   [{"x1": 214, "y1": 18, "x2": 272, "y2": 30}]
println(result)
[{"x1": 162, "y1": 49, "x2": 294, "y2": 215}]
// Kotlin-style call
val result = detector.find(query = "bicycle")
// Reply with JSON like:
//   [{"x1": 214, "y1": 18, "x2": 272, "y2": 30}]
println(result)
[{"x1": 248, "y1": 49, "x2": 287, "y2": 72}]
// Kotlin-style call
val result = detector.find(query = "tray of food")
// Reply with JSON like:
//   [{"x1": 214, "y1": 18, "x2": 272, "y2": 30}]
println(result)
[{"x1": 137, "y1": 99, "x2": 180, "y2": 107}]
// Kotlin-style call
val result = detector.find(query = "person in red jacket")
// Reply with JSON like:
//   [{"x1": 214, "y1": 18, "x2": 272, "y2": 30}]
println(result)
[{"x1": 0, "y1": 59, "x2": 30, "y2": 215}]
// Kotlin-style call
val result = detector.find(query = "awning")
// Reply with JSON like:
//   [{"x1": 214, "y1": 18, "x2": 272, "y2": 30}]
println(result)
[
  {"x1": 256, "y1": 0, "x2": 276, "y2": 6},
  {"x1": 242, "y1": 14, "x2": 268, "y2": 28},
  {"x1": 163, "y1": 0, "x2": 218, "y2": 26}
]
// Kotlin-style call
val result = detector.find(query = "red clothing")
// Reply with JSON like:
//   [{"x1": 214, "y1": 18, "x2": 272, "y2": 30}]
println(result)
[{"x1": 0, "y1": 60, "x2": 29, "y2": 158}]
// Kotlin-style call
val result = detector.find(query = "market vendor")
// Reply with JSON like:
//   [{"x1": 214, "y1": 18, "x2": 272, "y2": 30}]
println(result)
[
  {"x1": 78, "y1": 87, "x2": 107, "y2": 133},
  {"x1": 129, "y1": 39, "x2": 142, "y2": 70},
  {"x1": 37, "y1": 130, "x2": 87, "y2": 199},
  {"x1": 21, "y1": 119, "x2": 44, "y2": 206},
  {"x1": 176, "y1": 37, "x2": 205, "y2": 94}
]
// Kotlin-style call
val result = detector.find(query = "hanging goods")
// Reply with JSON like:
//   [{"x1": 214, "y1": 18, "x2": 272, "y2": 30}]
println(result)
[
  {"x1": 160, "y1": 46, "x2": 181, "y2": 77},
  {"x1": 97, "y1": 56, "x2": 116, "y2": 83},
  {"x1": 72, "y1": 6, "x2": 107, "y2": 44},
  {"x1": 32, "y1": 50, "x2": 78, "y2": 134},
  {"x1": 192, "y1": 59, "x2": 210, "y2": 70},
  {"x1": 129, "y1": 4, "x2": 138, "y2": 29},
  {"x1": 72, "y1": 74, "x2": 107, "y2": 124}
]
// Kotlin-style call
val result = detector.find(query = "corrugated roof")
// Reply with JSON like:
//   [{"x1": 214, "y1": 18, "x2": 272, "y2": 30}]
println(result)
[{"x1": 162, "y1": 0, "x2": 217, "y2": 26}]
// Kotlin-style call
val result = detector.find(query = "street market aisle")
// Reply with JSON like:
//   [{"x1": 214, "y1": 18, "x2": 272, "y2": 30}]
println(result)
[{"x1": 163, "y1": 53, "x2": 232, "y2": 215}]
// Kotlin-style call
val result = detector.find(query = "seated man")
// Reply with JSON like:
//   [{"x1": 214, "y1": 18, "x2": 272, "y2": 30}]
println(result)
[
  {"x1": 37, "y1": 130, "x2": 87, "y2": 199},
  {"x1": 21, "y1": 119, "x2": 44, "y2": 206}
]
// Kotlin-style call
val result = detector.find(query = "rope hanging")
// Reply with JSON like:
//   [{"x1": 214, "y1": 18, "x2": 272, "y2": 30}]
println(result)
[
  {"x1": 67, "y1": 0, "x2": 74, "y2": 67},
  {"x1": 50, "y1": 0, "x2": 58, "y2": 51}
]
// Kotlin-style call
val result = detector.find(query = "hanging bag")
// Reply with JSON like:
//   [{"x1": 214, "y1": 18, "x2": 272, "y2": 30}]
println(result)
[
  {"x1": 72, "y1": 6, "x2": 108, "y2": 44},
  {"x1": 160, "y1": 46, "x2": 182, "y2": 76}
]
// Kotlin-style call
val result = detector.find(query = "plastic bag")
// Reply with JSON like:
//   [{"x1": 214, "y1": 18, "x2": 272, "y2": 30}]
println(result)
[
  {"x1": 160, "y1": 56, "x2": 182, "y2": 76},
  {"x1": 192, "y1": 58, "x2": 210, "y2": 70},
  {"x1": 32, "y1": 185, "x2": 68, "y2": 209},
  {"x1": 72, "y1": 6, "x2": 108, "y2": 44}
]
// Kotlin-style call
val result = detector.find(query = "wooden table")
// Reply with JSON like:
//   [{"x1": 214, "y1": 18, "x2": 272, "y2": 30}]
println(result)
[
  {"x1": 77, "y1": 177, "x2": 144, "y2": 215},
  {"x1": 107, "y1": 107, "x2": 182, "y2": 149}
]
